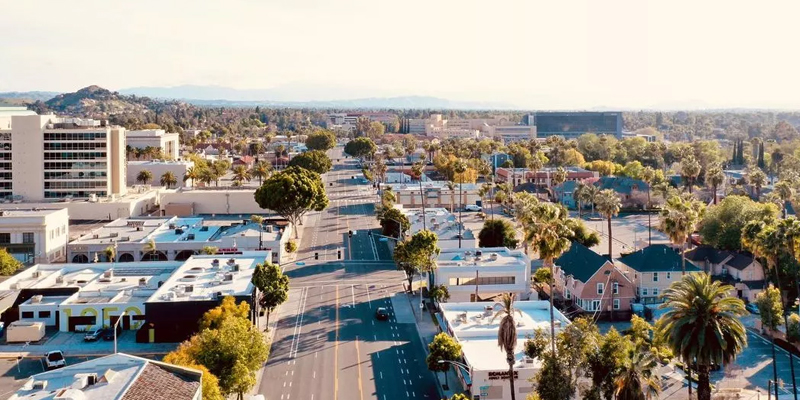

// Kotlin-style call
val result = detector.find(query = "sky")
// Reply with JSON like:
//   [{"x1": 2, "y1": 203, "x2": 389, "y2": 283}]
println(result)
[{"x1": 1, "y1": 0, "x2": 799, "y2": 109}]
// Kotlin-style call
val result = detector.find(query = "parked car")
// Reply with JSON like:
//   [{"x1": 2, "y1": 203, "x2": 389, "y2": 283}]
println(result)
[
  {"x1": 101, "y1": 325, "x2": 122, "y2": 341},
  {"x1": 83, "y1": 328, "x2": 107, "y2": 342},
  {"x1": 746, "y1": 303, "x2": 760, "y2": 315},
  {"x1": 375, "y1": 307, "x2": 389, "y2": 321},
  {"x1": 464, "y1": 204, "x2": 482, "y2": 212},
  {"x1": 44, "y1": 350, "x2": 66, "y2": 370}
]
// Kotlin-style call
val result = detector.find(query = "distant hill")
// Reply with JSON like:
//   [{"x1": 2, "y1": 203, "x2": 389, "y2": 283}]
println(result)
[
  {"x1": 44, "y1": 85, "x2": 169, "y2": 117},
  {"x1": 0, "y1": 91, "x2": 59, "y2": 103}
]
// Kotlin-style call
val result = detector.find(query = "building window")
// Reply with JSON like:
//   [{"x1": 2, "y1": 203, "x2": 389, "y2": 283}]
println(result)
[
  {"x1": 653, "y1": 288, "x2": 659, "y2": 296},
  {"x1": 21, "y1": 311, "x2": 33, "y2": 319},
  {"x1": 613, "y1": 299, "x2": 620, "y2": 310},
  {"x1": 565, "y1": 290, "x2": 571, "y2": 299},
  {"x1": 22, "y1": 232, "x2": 34, "y2": 244},
  {"x1": 653, "y1": 272, "x2": 658, "y2": 282},
  {"x1": 666, "y1": 272, "x2": 671, "y2": 280},
  {"x1": 642, "y1": 288, "x2": 649, "y2": 296},
  {"x1": 592, "y1": 300, "x2": 601, "y2": 311},
  {"x1": 597, "y1": 283, "x2": 604, "y2": 294},
  {"x1": 39, "y1": 311, "x2": 51, "y2": 318},
  {"x1": 612, "y1": 282, "x2": 619, "y2": 294},
  {"x1": 0, "y1": 233, "x2": 9, "y2": 244}
]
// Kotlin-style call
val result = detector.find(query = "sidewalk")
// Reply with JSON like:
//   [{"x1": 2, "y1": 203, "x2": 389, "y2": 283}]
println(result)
[
  {"x1": 0, "y1": 332, "x2": 176, "y2": 359},
  {"x1": 403, "y1": 291, "x2": 467, "y2": 400}
]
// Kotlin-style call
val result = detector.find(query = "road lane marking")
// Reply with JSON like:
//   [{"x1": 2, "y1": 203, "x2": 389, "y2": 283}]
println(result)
[
  {"x1": 351, "y1": 285, "x2": 356, "y2": 307},
  {"x1": 356, "y1": 335, "x2": 364, "y2": 400},
  {"x1": 334, "y1": 285, "x2": 340, "y2": 400}
]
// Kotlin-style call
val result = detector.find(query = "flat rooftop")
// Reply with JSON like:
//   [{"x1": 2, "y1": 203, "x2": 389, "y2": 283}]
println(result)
[
  {"x1": 441, "y1": 301, "x2": 570, "y2": 371},
  {"x1": 149, "y1": 254, "x2": 264, "y2": 303},
  {"x1": 386, "y1": 182, "x2": 479, "y2": 191},
  {"x1": 72, "y1": 217, "x2": 221, "y2": 245},
  {"x1": 400, "y1": 206, "x2": 473, "y2": 241},
  {"x1": 437, "y1": 247, "x2": 528, "y2": 269},
  {"x1": 0, "y1": 208, "x2": 67, "y2": 218}
]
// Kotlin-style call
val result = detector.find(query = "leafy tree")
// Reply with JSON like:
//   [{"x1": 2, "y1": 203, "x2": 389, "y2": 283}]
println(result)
[
  {"x1": 367, "y1": 121, "x2": 385, "y2": 139},
  {"x1": 285, "y1": 240, "x2": 297, "y2": 253},
  {"x1": 160, "y1": 171, "x2": 178, "y2": 188},
  {"x1": 699, "y1": 195, "x2": 778, "y2": 250},
  {"x1": 621, "y1": 161, "x2": 644, "y2": 180},
  {"x1": 523, "y1": 329, "x2": 549, "y2": 360},
  {"x1": 136, "y1": 169, "x2": 153, "y2": 185},
  {"x1": 755, "y1": 285, "x2": 784, "y2": 332},
  {"x1": 254, "y1": 166, "x2": 328, "y2": 239},
  {"x1": 102, "y1": 245, "x2": 116, "y2": 262},
  {"x1": 379, "y1": 207, "x2": 410, "y2": 238},
  {"x1": 393, "y1": 230, "x2": 440, "y2": 290},
  {"x1": 774, "y1": 180, "x2": 794, "y2": 218},
  {"x1": 428, "y1": 284, "x2": 450, "y2": 303},
  {"x1": 656, "y1": 273, "x2": 747, "y2": 400},
  {"x1": 200, "y1": 296, "x2": 250, "y2": 331},
  {"x1": 564, "y1": 218, "x2": 600, "y2": 248},
  {"x1": 426, "y1": 332, "x2": 462, "y2": 388},
  {"x1": 344, "y1": 137, "x2": 376, "y2": 158},
  {"x1": 788, "y1": 313, "x2": 800, "y2": 342},
  {"x1": 211, "y1": 160, "x2": 231, "y2": 187},
  {"x1": 288, "y1": 150, "x2": 332, "y2": 174},
  {"x1": 251, "y1": 262, "x2": 289, "y2": 327},
  {"x1": 659, "y1": 194, "x2": 706, "y2": 274},
  {"x1": 535, "y1": 352, "x2": 573, "y2": 400},
  {"x1": 163, "y1": 348, "x2": 224, "y2": 400},
  {"x1": 595, "y1": 189, "x2": 621, "y2": 257},
  {"x1": 305, "y1": 130, "x2": 336, "y2": 151},
  {"x1": 491, "y1": 293, "x2": 523, "y2": 400},
  {"x1": 201, "y1": 246, "x2": 218, "y2": 255},
  {"x1": 448, "y1": 394, "x2": 470, "y2": 400},
  {"x1": 0, "y1": 248, "x2": 21, "y2": 275},
  {"x1": 478, "y1": 219, "x2": 519, "y2": 248},
  {"x1": 557, "y1": 317, "x2": 599, "y2": 389},
  {"x1": 586, "y1": 327, "x2": 629, "y2": 399}
]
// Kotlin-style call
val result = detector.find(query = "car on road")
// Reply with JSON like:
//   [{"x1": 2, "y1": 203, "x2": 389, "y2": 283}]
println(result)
[
  {"x1": 83, "y1": 328, "x2": 107, "y2": 342},
  {"x1": 464, "y1": 204, "x2": 482, "y2": 212},
  {"x1": 44, "y1": 350, "x2": 66, "y2": 370},
  {"x1": 375, "y1": 307, "x2": 389, "y2": 321},
  {"x1": 746, "y1": 303, "x2": 759, "y2": 314}
]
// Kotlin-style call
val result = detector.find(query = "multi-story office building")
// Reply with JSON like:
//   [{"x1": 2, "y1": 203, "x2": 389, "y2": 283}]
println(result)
[
  {"x1": 527, "y1": 111, "x2": 623, "y2": 139},
  {"x1": 0, "y1": 105, "x2": 36, "y2": 129},
  {"x1": 0, "y1": 208, "x2": 69, "y2": 263},
  {"x1": 326, "y1": 112, "x2": 397, "y2": 132},
  {"x1": 126, "y1": 129, "x2": 180, "y2": 160},
  {"x1": 0, "y1": 114, "x2": 127, "y2": 201}
]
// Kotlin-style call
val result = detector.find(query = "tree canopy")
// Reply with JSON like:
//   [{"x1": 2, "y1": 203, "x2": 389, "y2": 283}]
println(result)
[
  {"x1": 478, "y1": 219, "x2": 519, "y2": 249},
  {"x1": 251, "y1": 262, "x2": 290, "y2": 327},
  {"x1": 288, "y1": 150, "x2": 332, "y2": 174},
  {"x1": 344, "y1": 137, "x2": 376, "y2": 158},
  {"x1": 254, "y1": 166, "x2": 328, "y2": 238},
  {"x1": 0, "y1": 248, "x2": 21, "y2": 276},
  {"x1": 305, "y1": 130, "x2": 336, "y2": 151},
  {"x1": 699, "y1": 195, "x2": 779, "y2": 250}
]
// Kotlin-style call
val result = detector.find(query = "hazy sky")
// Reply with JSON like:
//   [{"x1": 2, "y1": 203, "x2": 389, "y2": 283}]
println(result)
[{"x1": 1, "y1": 0, "x2": 798, "y2": 109}]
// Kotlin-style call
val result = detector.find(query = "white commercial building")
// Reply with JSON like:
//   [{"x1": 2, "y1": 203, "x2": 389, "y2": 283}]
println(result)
[
  {"x1": 126, "y1": 129, "x2": 180, "y2": 160},
  {"x1": 385, "y1": 182, "x2": 481, "y2": 210},
  {"x1": 0, "y1": 208, "x2": 69, "y2": 263},
  {"x1": 440, "y1": 301, "x2": 571, "y2": 400},
  {"x1": 127, "y1": 160, "x2": 194, "y2": 188},
  {"x1": 396, "y1": 206, "x2": 475, "y2": 249},
  {"x1": 0, "y1": 114, "x2": 127, "y2": 201},
  {"x1": 10, "y1": 353, "x2": 202, "y2": 400},
  {"x1": 0, "y1": 105, "x2": 36, "y2": 129},
  {"x1": 434, "y1": 247, "x2": 531, "y2": 302},
  {"x1": 68, "y1": 216, "x2": 289, "y2": 264}
]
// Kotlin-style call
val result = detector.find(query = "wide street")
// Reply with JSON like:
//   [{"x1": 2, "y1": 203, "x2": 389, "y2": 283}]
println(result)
[{"x1": 258, "y1": 147, "x2": 440, "y2": 400}]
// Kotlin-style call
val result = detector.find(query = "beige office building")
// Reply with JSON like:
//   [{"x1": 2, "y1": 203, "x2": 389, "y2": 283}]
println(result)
[
  {"x1": 126, "y1": 129, "x2": 180, "y2": 160},
  {"x1": 0, "y1": 114, "x2": 127, "y2": 201}
]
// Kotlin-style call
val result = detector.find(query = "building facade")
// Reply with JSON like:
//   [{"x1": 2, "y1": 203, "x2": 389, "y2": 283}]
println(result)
[
  {"x1": 528, "y1": 111, "x2": 623, "y2": 139},
  {"x1": 127, "y1": 160, "x2": 194, "y2": 188},
  {"x1": 384, "y1": 182, "x2": 480, "y2": 210},
  {"x1": 435, "y1": 247, "x2": 531, "y2": 302},
  {"x1": 126, "y1": 129, "x2": 180, "y2": 160},
  {"x1": 617, "y1": 244, "x2": 701, "y2": 304},
  {"x1": 0, "y1": 208, "x2": 69, "y2": 263},
  {"x1": 396, "y1": 206, "x2": 476, "y2": 249}
]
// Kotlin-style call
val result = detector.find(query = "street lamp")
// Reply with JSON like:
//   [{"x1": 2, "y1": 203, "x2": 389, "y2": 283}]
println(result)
[
  {"x1": 113, "y1": 311, "x2": 127, "y2": 354},
  {"x1": 437, "y1": 359, "x2": 472, "y2": 388}
]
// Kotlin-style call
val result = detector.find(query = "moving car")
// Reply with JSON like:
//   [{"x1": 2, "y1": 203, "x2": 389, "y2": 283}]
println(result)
[
  {"x1": 746, "y1": 303, "x2": 759, "y2": 314},
  {"x1": 375, "y1": 307, "x2": 389, "y2": 321},
  {"x1": 44, "y1": 350, "x2": 66, "y2": 370},
  {"x1": 83, "y1": 328, "x2": 107, "y2": 342},
  {"x1": 464, "y1": 204, "x2": 482, "y2": 212}
]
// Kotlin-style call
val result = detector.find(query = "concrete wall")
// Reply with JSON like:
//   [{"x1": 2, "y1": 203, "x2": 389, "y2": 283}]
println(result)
[
  {"x1": 59, "y1": 301, "x2": 146, "y2": 332},
  {"x1": 159, "y1": 189, "x2": 267, "y2": 215},
  {"x1": 127, "y1": 161, "x2": 193, "y2": 188},
  {"x1": 11, "y1": 115, "x2": 47, "y2": 200},
  {"x1": 0, "y1": 191, "x2": 159, "y2": 221},
  {"x1": 109, "y1": 128, "x2": 127, "y2": 196}
]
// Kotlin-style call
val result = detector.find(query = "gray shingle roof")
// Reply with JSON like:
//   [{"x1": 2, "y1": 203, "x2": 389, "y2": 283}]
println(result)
[
  {"x1": 556, "y1": 241, "x2": 609, "y2": 282},
  {"x1": 619, "y1": 244, "x2": 701, "y2": 273}
]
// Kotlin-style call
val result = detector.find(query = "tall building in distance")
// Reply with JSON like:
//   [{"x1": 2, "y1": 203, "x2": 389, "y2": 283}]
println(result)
[
  {"x1": 0, "y1": 114, "x2": 127, "y2": 201},
  {"x1": 527, "y1": 111, "x2": 623, "y2": 139}
]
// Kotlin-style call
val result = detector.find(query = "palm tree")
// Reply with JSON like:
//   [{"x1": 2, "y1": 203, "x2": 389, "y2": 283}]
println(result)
[
  {"x1": 774, "y1": 180, "x2": 794, "y2": 218},
  {"x1": 446, "y1": 181, "x2": 457, "y2": 212},
  {"x1": 479, "y1": 182, "x2": 494, "y2": 220},
  {"x1": 198, "y1": 167, "x2": 215, "y2": 187},
  {"x1": 580, "y1": 184, "x2": 600, "y2": 218},
  {"x1": 615, "y1": 350, "x2": 662, "y2": 400},
  {"x1": 705, "y1": 164, "x2": 725, "y2": 205},
  {"x1": 136, "y1": 170, "x2": 153, "y2": 185},
  {"x1": 527, "y1": 151, "x2": 546, "y2": 189},
  {"x1": 143, "y1": 239, "x2": 157, "y2": 261},
  {"x1": 595, "y1": 189, "x2": 621, "y2": 257},
  {"x1": 231, "y1": 165, "x2": 252, "y2": 186},
  {"x1": 747, "y1": 167, "x2": 768, "y2": 199},
  {"x1": 183, "y1": 166, "x2": 200, "y2": 187},
  {"x1": 680, "y1": 156, "x2": 701, "y2": 193},
  {"x1": 574, "y1": 182, "x2": 587, "y2": 219},
  {"x1": 102, "y1": 245, "x2": 116, "y2": 263},
  {"x1": 160, "y1": 171, "x2": 178, "y2": 188},
  {"x1": 495, "y1": 183, "x2": 513, "y2": 214},
  {"x1": 491, "y1": 293, "x2": 523, "y2": 400},
  {"x1": 251, "y1": 160, "x2": 271, "y2": 184},
  {"x1": 523, "y1": 203, "x2": 572, "y2": 353},
  {"x1": 411, "y1": 162, "x2": 427, "y2": 229},
  {"x1": 551, "y1": 167, "x2": 567, "y2": 203},
  {"x1": 656, "y1": 273, "x2": 747, "y2": 400},
  {"x1": 659, "y1": 194, "x2": 705, "y2": 275},
  {"x1": 641, "y1": 166, "x2": 658, "y2": 246}
]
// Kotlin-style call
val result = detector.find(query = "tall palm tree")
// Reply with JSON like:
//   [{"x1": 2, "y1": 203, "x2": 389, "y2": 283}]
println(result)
[
  {"x1": 774, "y1": 180, "x2": 794, "y2": 218},
  {"x1": 595, "y1": 189, "x2": 621, "y2": 257},
  {"x1": 747, "y1": 167, "x2": 768, "y2": 199},
  {"x1": 527, "y1": 150, "x2": 546, "y2": 189},
  {"x1": 251, "y1": 160, "x2": 271, "y2": 184},
  {"x1": 231, "y1": 165, "x2": 252, "y2": 186},
  {"x1": 411, "y1": 162, "x2": 427, "y2": 229},
  {"x1": 659, "y1": 194, "x2": 705, "y2": 274},
  {"x1": 183, "y1": 166, "x2": 200, "y2": 187},
  {"x1": 551, "y1": 167, "x2": 567, "y2": 203},
  {"x1": 446, "y1": 181, "x2": 457, "y2": 212},
  {"x1": 479, "y1": 182, "x2": 494, "y2": 220},
  {"x1": 641, "y1": 166, "x2": 658, "y2": 246},
  {"x1": 656, "y1": 273, "x2": 747, "y2": 400},
  {"x1": 615, "y1": 350, "x2": 661, "y2": 400},
  {"x1": 524, "y1": 203, "x2": 572, "y2": 353},
  {"x1": 160, "y1": 171, "x2": 177, "y2": 188},
  {"x1": 491, "y1": 293, "x2": 523, "y2": 400},
  {"x1": 580, "y1": 184, "x2": 600, "y2": 218},
  {"x1": 680, "y1": 156, "x2": 701, "y2": 194},
  {"x1": 574, "y1": 182, "x2": 587, "y2": 219},
  {"x1": 136, "y1": 170, "x2": 153, "y2": 185},
  {"x1": 705, "y1": 164, "x2": 725, "y2": 205}
]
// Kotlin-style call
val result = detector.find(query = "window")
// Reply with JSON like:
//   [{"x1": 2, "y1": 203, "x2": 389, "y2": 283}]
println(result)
[
  {"x1": 22, "y1": 232, "x2": 34, "y2": 244},
  {"x1": 39, "y1": 311, "x2": 51, "y2": 318},
  {"x1": 652, "y1": 288, "x2": 659, "y2": 296},
  {"x1": 613, "y1": 299, "x2": 620, "y2": 310},
  {"x1": 642, "y1": 288, "x2": 649, "y2": 296},
  {"x1": 565, "y1": 290, "x2": 571, "y2": 299},
  {"x1": 21, "y1": 311, "x2": 33, "y2": 319},
  {"x1": 597, "y1": 283, "x2": 604, "y2": 294},
  {"x1": 0, "y1": 233, "x2": 9, "y2": 244},
  {"x1": 666, "y1": 272, "x2": 671, "y2": 280},
  {"x1": 592, "y1": 300, "x2": 601, "y2": 311},
  {"x1": 652, "y1": 272, "x2": 659, "y2": 282},
  {"x1": 612, "y1": 282, "x2": 619, "y2": 294}
]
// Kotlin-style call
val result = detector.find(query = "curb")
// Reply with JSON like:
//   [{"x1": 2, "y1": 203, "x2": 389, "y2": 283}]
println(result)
[{"x1": 405, "y1": 292, "x2": 446, "y2": 400}]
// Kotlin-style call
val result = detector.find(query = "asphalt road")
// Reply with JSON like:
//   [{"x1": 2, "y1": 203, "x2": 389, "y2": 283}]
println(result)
[{"x1": 258, "y1": 147, "x2": 438, "y2": 400}]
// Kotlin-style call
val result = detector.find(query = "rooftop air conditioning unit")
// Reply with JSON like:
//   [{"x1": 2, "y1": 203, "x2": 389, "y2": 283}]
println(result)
[
  {"x1": 10, "y1": 283, "x2": 18, "y2": 290},
  {"x1": 185, "y1": 285, "x2": 193, "y2": 293},
  {"x1": 32, "y1": 271, "x2": 41, "y2": 278},
  {"x1": 224, "y1": 273, "x2": 234, "y2": 281},
  {"x1": 121, "y1": 237, "x2": 130, "y2": 241},
  {"x1": 138, "y1": 278, "x2": 146, "y2": 287},
  {"x1": 187, "y1": 234, "x2": 195, "y2": 240},
  {"x1": 136, "y1": 227, "x2": 143, "y2": 231},
  {"x1": 56, "y1": 276, "x2": 64, "y2": 284},
  {"x1": 212, "y1": 259, "x2": 220, "y2": 267},
  {"x1": 109, "y1": 233, "x2": 118, "y2": 238},
  {"x1": 490, "y1": 253, "x2": 499, "y2": 261},
  {"x1": 227, "y1": 258, "x2": 236, "y2": 266},
  {"x1": 169, "y1": 224, "x2": 176, "y2": 229},
  {"x1": 92, "y1": 234, "x2": 100, "y2": 239},
  {"x1": 103, "y1": 270, "x2": 113, "y2": 278},
  {"x1": 31, "y1": 295, "x2": 43, "y2": 304}
]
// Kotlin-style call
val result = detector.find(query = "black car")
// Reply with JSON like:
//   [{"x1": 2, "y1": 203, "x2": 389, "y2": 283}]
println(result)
[
  {"x1": 102, "y1": 325, "x2": 123, "y2": 341},
  {"x1": 375, "y1": 307, "x2": 389, "y2": 321}
]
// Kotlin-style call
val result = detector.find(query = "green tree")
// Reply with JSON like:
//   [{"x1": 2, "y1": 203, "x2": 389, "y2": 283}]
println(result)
[
  {"x1": 535, "y1": 352, "x2": 573, "y2": 400},
  {"x1": 551, "y1": 167, "x2": 567, "y2": 202},
  {"x1": 659, "y1": 194, "x2": 705, "y2": 274},
  {"x1": 305, "y1": 130, "x2": 336, "y2": 151},
  {"x1": 136, "y1": 169, "x2": 153, "y2": 185},
  {"x1": 747, "y1": 167, "x2": 768, "y2": 199},
  {"x1": 428, "y1": 284, "x2": 450, "y2": 303},
  {"x1": 379, "y1": 207, "x2": 410, "y2": 238},
  {"x1": 595, "y1": 189, "x2": 621, "y2": 257},
  {"x1": 231, "y1": 165, "x2": 252, "y2": 186},
  {"x1": 680, "y1": 156, "x2": 701, "y2": 193},
  {"x1": 614, "y1": 350, "x2": 661, "y2": 400},
  {"x1": 788, "y1": 313, "x2": 800, "y2": 342},
  {"x1": 251, "y1": 262, "x2": 289, "y2": 327},
  {"x1": 367, "y1": 121, "x2": 385, "y2": 139},
  {"x1": 345, "y1": 137, "x2": 377, "y2": 158},
  {"x1": 201, "y1": 246, "x2": 218, "y2": 255},
  {"x1": 393, "y1": 230, "x2": 440, "y2": 290},
  {"x1": 705, "y1": 164, "x2": 725, "y2": 205},
  {"x1": 163, "y1": 348, "x2": 224, "y2": 400},
  {"x1": 254, "y1": 166, "x2": 329, "y2": 239},
  {"x1": 288, "y1": 150, "x2": 332, "y2": 174},
  {"x1": 212, "y1": 160, "x2": 231, "y2": 187},
  {"x1": 491, "y1": 293, "x2": 523, "y2": 400},
  {"x1": 564, "y1": 218, "x2": 600, "y2": 248},
  {"x1": 199, "y1": 296, "x2": 250, "y2": 331},
  {"x1": 586, "y1": 327, "x2": 630, "y2": 399},
  {"x1": 774, "y1": 180, "x2": 795, "y2": 218},
  {"x1": 622, "y1": 161, "x2": 645, "y2": 180},
  {"x1": 426, "y1": 332, "x2": 463, "y2": 388},
  {"x1": 250, "y1": 160, "x2": 272, "y2": 185},
  {"x1": 285, "y1": 240, "x2": 297, "y2": 253},
  {"x1": 0, "y1": 249, "x2": 21, "y2": 275},
  {"x1": 755, "y1": 285, "x2": 784, "y2": 333},
  {"x1": 656, "y1": 273, "x2": 747, "y2": 400},
  {"x1": 478, "y1": 219, "x2": 519, "y2": 249},
  {"x1": 102, "y1": 245, "x2": 116, "y2": 262},
  {"x1": 160, "y1": 171, "x2": 178, "y2": 188},
  {"x1": 699, "y1": 195, "x2": 778, "y2": 250},
  {"x1": 183, "y1": 166, "x2": 201, "y2": 187},
  {"x1": 523, "y1": 329, "x2": 550, "y2": 360}
]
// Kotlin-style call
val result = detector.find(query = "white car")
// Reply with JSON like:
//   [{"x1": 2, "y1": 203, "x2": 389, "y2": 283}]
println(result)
[
  {"x1": 465, "y1": 204, "x2": 482, "y2": 212},
  {"x1": 44, "y1": 350, "x2": 66, "y2": 370}
]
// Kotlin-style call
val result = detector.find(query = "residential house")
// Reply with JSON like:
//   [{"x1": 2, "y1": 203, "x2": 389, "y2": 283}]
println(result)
[
  {"x1": 555, "y1": 242, "x2": 636, "y2": 318},
  {"x1": 617, "y1": 244, "x2": 701, "y2": 304},
  {"x1": 685, "y1": 245, "x2": 765, "y2": 302},
  {"x1": 594, "y1": 176, "x2": 650, "y2": 209}
]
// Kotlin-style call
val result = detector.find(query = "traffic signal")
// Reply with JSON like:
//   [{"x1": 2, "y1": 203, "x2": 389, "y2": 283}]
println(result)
[
  {"x1": 337, "y1": 250, "x2": 342, "y2": 259},
  {"x1": 314, "y1": 253, "x2": 319, "y2": 260},
  {"x1": 348, "y1": 230, "x2": 353, "y2": 238},
  {"x1": 368, "y1": 231, "x2": 372, "y2": 237}
]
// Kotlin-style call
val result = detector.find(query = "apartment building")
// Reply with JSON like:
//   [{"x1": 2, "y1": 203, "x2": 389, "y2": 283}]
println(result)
[
  {"x1": 617, "y1": 244, "x2": 701, "y2": 304},
  {"x1": 126, "y1": 129, "x2": 180, "y2": 160},
  {"x1": 0, "y1": 208, "x2": 69, "y2": 263},
  {"x1": 326, "y1": 112, "x2": 397, "y2": 132},
  {"x1": 0, "y1": 114, "x2": 126, "y2": 201},
  {"x1": 435, "y1": 247, "x2": 531, "y2": 302}
]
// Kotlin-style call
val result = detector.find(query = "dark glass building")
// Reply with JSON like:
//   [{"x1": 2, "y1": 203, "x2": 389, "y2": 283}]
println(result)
[{"x1": 528, "y1": 112, "x2": 623, "y2": 139}]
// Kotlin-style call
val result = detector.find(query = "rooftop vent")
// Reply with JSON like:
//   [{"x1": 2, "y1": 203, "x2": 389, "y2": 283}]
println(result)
[
  {"x1": 92, "y1": 234, "x2": 99, "y2": 239},
  {"x1": 109, "y1": 232, "x2": 118, "y2": 238},
  {"x1": 103, "y1": 270, "x2": 113, "y2": 278},
  {"x1": 212, "y1": 259, "x2": 220, "y2": 267},
  {"x1": 31, "y1": 295, "x2": 43, "y2": 304},
  {"x1": 139, "y1": 277, "x2": 146, "y2": 287},
  {"x1": 224, "y1": 273, "x2": 234, "y2": 281},
  {"x1": 32, "y1": 271, "x2": 41, "y2": 278},
  {"x1": 489, "y1": 253, "x2": 499, "y2": 261},
  {"x1": 56, "y1": 276, "x2": 64, "y2": 284}
]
